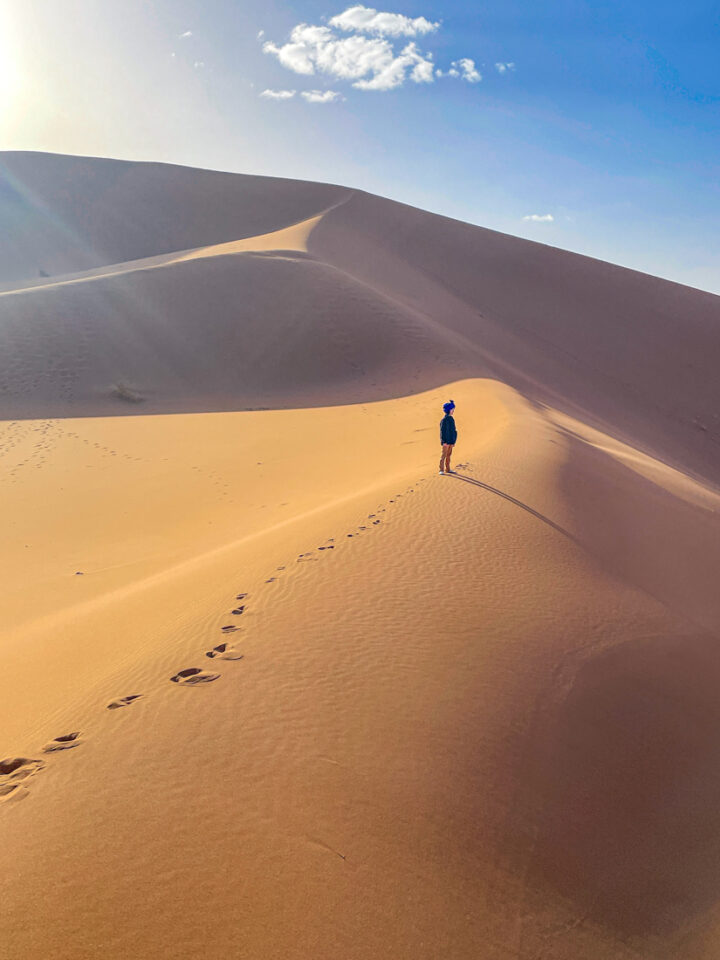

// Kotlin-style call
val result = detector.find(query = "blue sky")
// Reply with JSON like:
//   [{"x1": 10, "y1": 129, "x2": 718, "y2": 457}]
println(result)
[{"x1": 3, "y1": 0, "x2": 719, "y2": 292}]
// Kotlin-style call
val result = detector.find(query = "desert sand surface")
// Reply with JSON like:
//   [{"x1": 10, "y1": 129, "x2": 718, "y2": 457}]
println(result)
[{"x1": 2, "y1": 152, "x2": 720, "y2": 960}]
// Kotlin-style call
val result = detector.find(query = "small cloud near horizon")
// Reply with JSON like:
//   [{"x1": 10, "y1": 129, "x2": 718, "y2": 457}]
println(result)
[
  {"x1": 260, "y1": 88, "x2": 297, "y2": 99},
  {"x1": 179, "y1": 30, "x2": 192, "y2": 39},
  {"x1": 301, "y1": 89, "x2": 345, "y2": 103},
  {"x1": 261, "y1": 5, "x2": 481, "y2": 94},
  {"x1": 495, "y1": 62, "x2": 515, "y2": 74},
  {"x1": 523, "y1": 213, "x2": 554, "y2": 222}
]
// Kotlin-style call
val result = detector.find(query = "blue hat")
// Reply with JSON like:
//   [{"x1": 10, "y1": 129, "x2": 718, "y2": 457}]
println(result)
[{"x1": 443, "y1": 400, "x2": 455, "y2": 414}]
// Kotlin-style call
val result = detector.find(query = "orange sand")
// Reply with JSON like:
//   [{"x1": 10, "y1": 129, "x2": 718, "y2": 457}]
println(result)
[{"x1": 1, "y1": 152, "x2": 720, "y2": 960}]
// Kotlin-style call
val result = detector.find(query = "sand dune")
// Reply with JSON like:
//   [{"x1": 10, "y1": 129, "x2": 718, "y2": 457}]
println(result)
[
  {"x1": 2, "y1": 152, "x2": 718, "y2": 487},
  {"x1": 0, "y1": 151, "x2": 347, "y2": 283},
  {"x1": 1, "y1": 152, "x2": 720, "y2": 959}
]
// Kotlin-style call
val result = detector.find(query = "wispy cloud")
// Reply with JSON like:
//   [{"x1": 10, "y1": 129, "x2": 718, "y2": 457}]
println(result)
[
  {"x1": 301, "y1": 89, "x2": 345, "y2": 103},
  {"x1": 261, "y1": 6, "x2": 478, "y2": 94},
  {"x1": 328, "y1": 5, "x2": 439, "y2": 37},
  {"x1": 523, "y1": 214, "x2": 554, "y2": 222},
  {"x1": 257, "y1": 29, "x2": 265, "y2": 40},
  {"x1": 193, "y1": 61, "x2": 205, "y2": 69},
  {"x1": 179, "y1": 30, "x2": 192, "y2": 39},
  {"x1": 260, "y1": 88, "x2": 297, "y2": 99},
  {"x1": 495, "y1": 61, "x2": 515, "y2": 74}
]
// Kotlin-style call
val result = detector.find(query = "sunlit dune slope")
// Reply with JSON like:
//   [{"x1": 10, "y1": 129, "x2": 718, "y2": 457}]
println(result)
[{"x1": 3, "y1": 379, "x2": 720, "y2": 960}]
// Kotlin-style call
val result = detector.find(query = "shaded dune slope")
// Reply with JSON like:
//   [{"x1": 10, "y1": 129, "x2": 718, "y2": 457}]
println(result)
[
  {"x1": 0, "y1": 151, "x2": 348, "y2": 282},
  {"x1": 310, "y1": 191, "x2": 720, "y2": 484},
  {"x1": 0, "y1": 251, "x2": 461, "y2": 412}
]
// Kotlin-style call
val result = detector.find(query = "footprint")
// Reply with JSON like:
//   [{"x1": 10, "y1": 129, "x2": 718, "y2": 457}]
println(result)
[
  {"x1": 170, "y1": 668, "x2": 220, "y2": 685},
  {"x1": 206, "y1": 643, "x2": 244, "y2": 661},
  {"x1": 0, "y1": 758, "x2": 45, "y2": 804},
  {"x1": 221, "y1": 625, "x2": 238, "y2": 633},
  {"x1": 265, "y1": 577, "x2": 277, "y2": 583},
  {"x1": 107, "y1": 695, "x2": 143, "y2": 710},
  {"x1": 42, "y1": 732, "x2": 82, "y2": 753},
  {"x1": 372, "y1": 520, "x2": 381, "y2": 525},
  {"x1": 231, "y1": 605, "x2": 245, "y2": 615},
  {"x1": 318, "y1": 545, "x2": 335, "y2": 550},
  {"x1": 235, "y1": 593, "x2": 248, "y2": 600}
]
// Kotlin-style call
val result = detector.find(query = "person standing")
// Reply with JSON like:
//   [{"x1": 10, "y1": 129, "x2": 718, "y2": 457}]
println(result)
[{"x1": 439, "y1": 400, "x2": 457, "y2": 474}]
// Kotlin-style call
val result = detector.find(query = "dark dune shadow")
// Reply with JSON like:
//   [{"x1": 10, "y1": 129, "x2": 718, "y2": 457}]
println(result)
[
  {"x1": 0, "y1": 249, "x2": 472, "y2": 422},
  {"x1": 509, "y1": 435, "x2": 720, "y2": 938},
  {"x1": 523, "y1": 631, "x2": 720, "y2": 937},
  {"x1": 558, "y1": 434, "x2": 720, "y2": 635}
]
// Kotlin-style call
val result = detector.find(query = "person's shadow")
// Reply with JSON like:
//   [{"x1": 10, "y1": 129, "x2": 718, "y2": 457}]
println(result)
[{"x1": 447, "y1": 471, "x2": 579, "y2": 545}]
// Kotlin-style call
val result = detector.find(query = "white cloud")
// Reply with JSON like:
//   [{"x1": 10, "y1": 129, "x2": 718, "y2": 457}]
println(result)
[
  {"x1": 193, "y1": 61, "x2": 205, "y2": 69},
  {"x1": 179, "y1": 30, "x2": 192, "y2": 39},
  {"x1": 301, "y1": 89, "x2": 345, "y2": 102},
  {"x1": 262, "y1": 9, "x2": 483, "y2": 94},
  {"x1": 411, "y1": 56, "x2": 435, "y2": 84},
  {"x1": 450, "y1": 58, "x2": 481, "y2": 83},
  {"x1": 257, "y1": 29, "x2": 265, "y2": 40},
  {"x1": 263, "y1": 23, "x2": 434, "y2": 91},
  {"x1": 495, "y1": 61, "x2": 515, "y2": 74},
  {"x1": 260, "y1": 88, "x2": 297, "y2": 99},
  {"x1": 523, "y1": 214, "x2": 554, "y2": 222},
  {"x1": 329, "y1": 5, "x2": 439, "y2": 37}
]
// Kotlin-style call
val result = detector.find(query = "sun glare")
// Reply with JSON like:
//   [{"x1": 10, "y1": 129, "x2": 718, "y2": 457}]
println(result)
[{"x1": 0, "y1": 11, "x2": 22, "y2": 110}]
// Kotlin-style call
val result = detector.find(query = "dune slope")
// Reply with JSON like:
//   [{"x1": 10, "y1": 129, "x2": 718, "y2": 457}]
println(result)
[{"x1": 0, "y1": 151, "x2": 348, "y2": 282}]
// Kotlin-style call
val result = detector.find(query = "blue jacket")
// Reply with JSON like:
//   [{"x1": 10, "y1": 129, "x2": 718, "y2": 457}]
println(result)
[{"x1": 440, "y1": 414, "x2": 457, "y2": 445}]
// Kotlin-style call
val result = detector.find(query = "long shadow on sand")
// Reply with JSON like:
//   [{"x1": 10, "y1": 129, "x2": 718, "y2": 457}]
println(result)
[{"x1": 448, "y1": 472, "x2": 579, "y2": 546}]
